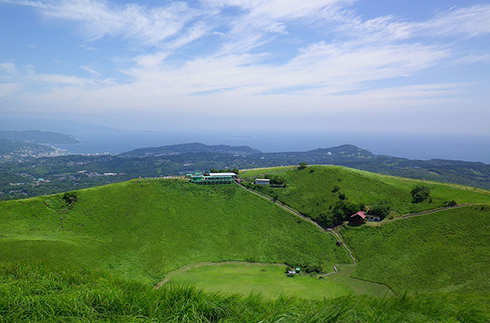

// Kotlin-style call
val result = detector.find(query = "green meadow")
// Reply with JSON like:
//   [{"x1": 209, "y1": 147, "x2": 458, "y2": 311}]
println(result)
[
  {"x1": 0, "y1": 178, "x2": 349, "y2": 283},
  {"x1": 165, "y1": 263, "x2": 392, "y2": 300}
]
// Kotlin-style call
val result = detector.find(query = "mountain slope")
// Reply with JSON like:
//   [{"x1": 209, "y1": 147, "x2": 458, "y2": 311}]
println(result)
[
  {"x1": 0, "y1": 179, "x2": 348, "y2": 283},
  {"x1": 120, "y1": 142, "x2": 262, "y2": 157},
  {"x1": 341, "y1": 205, "x2": 490, "y2": 294},
  {"x1": 0, "y1": 130, "x2": 79, "y2": 145},
  {"x1": 241, "y1": 165, "x2": 490, "y2": 227}
]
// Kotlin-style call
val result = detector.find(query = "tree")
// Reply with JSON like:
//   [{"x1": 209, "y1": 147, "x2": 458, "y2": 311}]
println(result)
[
  {"x1": 331, "y1": 200, "x2": 359, "y2": 224},
  {"x1": 298, "y1": 162, "x2": 308, "y2": 170},
  {"x1": 411, "y1": 185, "x2": 430, "y2": 203}
]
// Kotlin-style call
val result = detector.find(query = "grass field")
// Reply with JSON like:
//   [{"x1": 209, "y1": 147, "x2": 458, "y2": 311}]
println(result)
[
  {"x1": 2, "y1": 167, "x2": 490, "y2": 321},
  {"x1": 2, "y1": 262, "x2": 488, "y2": 322},
  {"x1": 240, "y1": 166, "x2": 295, "y2": 178},
  {"x1": 165, "y1": 263, "x2": 392, "y2": 300},
  {"x1": 241, "y1": 165, "x2": 490, "y2": 226},
  {"x1": 0, "y1": 178, "x2": 350, "y2": 283},
  {"x1": 340, "y1": 205, "x2": 490, "y2": 295}
]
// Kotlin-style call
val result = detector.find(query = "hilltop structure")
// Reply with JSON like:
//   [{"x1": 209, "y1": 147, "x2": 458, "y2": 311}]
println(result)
[{"x1": 189, "y1": 172, "x2": 236, "y2": 185}]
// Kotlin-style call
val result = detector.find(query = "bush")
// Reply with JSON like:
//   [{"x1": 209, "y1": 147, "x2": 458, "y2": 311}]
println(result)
[
  {"x1": 62, "y1": 191, "x2": 78, "y2": 205},
  {"x1": 444, "y1": 200, "x2": 457, "y2": 207},
  {"x1": 411, "y1": 185, "x2": 430, "y2": 203}
]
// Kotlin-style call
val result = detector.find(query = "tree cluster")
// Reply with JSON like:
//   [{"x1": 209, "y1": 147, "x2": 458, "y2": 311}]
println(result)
[{"x1": 411, "y1": 185, "x2": 430, "y2": 203}]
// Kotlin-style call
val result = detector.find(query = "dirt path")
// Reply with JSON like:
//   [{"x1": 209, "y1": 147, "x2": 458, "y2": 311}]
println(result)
[{"x1": 234, "y1": 180, "x2": 357, "y2": 271}]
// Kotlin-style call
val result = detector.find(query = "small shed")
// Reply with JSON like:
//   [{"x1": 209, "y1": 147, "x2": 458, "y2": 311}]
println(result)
[
  {"x1": 254, "y1": 178, "x2": 270, "y2": 185},
  {"x1": 350, "y1": 211, "x2": 366, "y2": 224},
  {"x1": 366, "y1": 214, "x2": 381, "y2": 222}
]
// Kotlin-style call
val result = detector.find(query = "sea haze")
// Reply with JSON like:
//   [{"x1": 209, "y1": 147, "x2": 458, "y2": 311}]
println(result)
[{"x1": 57, "y1": 130, "x2": 490, "y2": 164}]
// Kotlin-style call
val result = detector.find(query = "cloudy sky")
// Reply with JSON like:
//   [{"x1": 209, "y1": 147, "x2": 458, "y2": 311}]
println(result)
[{"x1": 1, "y1": 0, "x2": 489, "y2": 141}]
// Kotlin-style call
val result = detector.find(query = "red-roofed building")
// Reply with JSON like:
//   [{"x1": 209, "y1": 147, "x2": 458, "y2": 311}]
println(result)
[{"x1": 350, "y1": 211, "x2": 366, "y2": 224}]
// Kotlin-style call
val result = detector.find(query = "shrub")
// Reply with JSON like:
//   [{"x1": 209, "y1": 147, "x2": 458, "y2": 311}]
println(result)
[
  {"x1": 411, "y1": 185, "x2": 430, "y2": 203},
  {"x1": 444, "y1": 200, "x2": 457, "y2": 207},
  {"x1": 62, "y1": 191, "x2": 78, "y2": 205}
]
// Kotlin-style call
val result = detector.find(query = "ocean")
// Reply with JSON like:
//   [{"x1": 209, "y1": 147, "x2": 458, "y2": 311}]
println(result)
[{"x1": 56, "y1": 130, "x2": 490, "y2": 164}]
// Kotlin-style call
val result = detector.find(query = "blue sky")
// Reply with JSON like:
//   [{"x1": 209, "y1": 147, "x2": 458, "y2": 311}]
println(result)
[{"x1": 0, "y1": 0, "x2": 489, "y2": 140}]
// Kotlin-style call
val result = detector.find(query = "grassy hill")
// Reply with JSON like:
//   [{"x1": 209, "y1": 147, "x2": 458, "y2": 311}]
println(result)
[
  {"x1": 241, "y1": 165, "x2": 490, "y2": 226},
  {"x1": 340, "y1": 205, "x2": 490, "y2": 295},
  {"x1": 0, "y1": 178, "x2": 349, "y2": 283},
  {"x1": 2, "y1": 167, "x2": 490, "y2": 321}
]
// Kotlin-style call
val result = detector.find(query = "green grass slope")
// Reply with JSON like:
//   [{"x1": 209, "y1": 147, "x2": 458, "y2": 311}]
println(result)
[
  {"x1": 241, "y1": 165, "x2": 490, "y2": 226},
  {"x1": 2, "y1": 262, "x2": 488, "y2": 322},
  {"x1": 340, "y1": 205, "x2": 490, "y2": 295},
  {"x1": 0, "y1": 179, "x2": 349, "y2": 283}
]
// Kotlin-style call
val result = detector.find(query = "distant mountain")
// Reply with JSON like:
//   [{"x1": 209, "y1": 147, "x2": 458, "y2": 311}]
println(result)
[
  {"x1": 263, "y1": 144, "x2": 375, "y2": 161},
  {"x1": 120, "y1": 142, "x2": 262, "y2": 157},
  {"x1": 1, "y1": 142, "x2": 490, "y2": 201},
  {"x1": 0, "y1": 130, "x2": 80, "y2": 145}
]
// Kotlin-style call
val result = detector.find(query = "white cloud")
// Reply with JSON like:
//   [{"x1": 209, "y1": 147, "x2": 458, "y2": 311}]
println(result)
[
  {"x1": 2, "y1": 1, "x2": 489, "y2": 137},
  {"x1": 80, "y1": 66, "x2": 101, "y2": 76},
  {"x1": 0, "y1": 62, "x2": 18, "y2": 75},
  {"x1": 0, "y1": 83, "x2": 21, "y2": 97},
  {"x1": 5, "y1": 0, "x2": 202, "y2": 47},
  {"x1": 422, "y1": 5, "x2": 490, "y2": 38}
]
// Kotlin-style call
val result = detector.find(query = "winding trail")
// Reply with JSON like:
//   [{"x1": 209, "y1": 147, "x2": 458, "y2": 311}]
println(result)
[{"x1": 234, "y1": 180, "x2": 357, "y2": 270}]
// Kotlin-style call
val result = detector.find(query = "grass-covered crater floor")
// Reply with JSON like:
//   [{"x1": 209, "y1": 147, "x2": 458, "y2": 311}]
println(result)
[{"x1": 164, "y1": 263, "x2": 392, "y2": 300}]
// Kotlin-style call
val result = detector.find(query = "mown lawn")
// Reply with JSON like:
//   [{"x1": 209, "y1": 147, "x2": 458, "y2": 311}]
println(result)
[
  {"x1": 340, "y1": 205, "x2": 490, "y2": 295},
  {"x1": 165, "y1": 263, "x2": 392, "y2": 300}
]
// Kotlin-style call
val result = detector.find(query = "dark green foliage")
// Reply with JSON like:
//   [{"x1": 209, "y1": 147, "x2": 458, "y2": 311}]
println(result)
[
  {"x1": 264, "y1": 174, "x2": 285, "y2": 187},
  {"x1": 443, "y1": 199, "x2": 457, "y2": 207},
  {"x1": 331, "y1": 201, "x2": 360, "y2": 224},
  {"x1": 62, "y1": 191, "x2": 78, "y2": 205},
  {"x1": 332, "y1": 185, "x2": 341, "y2": 193},
  {"x1": 298, "y1": 162, "x2": 308, "y2": 170},
  {"x1": 367, "y1": 201, "x2": 391, "y2": 219},
  {"x1": 411, "y1": 185, "x2": 430, "y2": 203},
  {"x1": 338, "y1": 191, "x2": 347, "y2": 200}
]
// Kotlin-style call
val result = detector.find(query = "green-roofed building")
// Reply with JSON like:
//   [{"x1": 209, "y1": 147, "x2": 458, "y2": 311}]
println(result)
[{"x1": 190, "y1": 173, "x2": 236, "y2": 185}]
